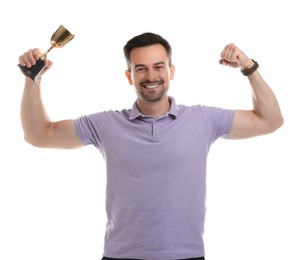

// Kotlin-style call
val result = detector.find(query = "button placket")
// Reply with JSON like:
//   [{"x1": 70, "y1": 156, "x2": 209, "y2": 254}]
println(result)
[{"x1": 152, "y1": 121, "x2": 161, "y2": 141}]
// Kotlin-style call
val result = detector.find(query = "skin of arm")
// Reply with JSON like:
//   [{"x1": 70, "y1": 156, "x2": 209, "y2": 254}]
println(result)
[
  {"x1": 219, "y1": 44, "x2": 284, "y2": 139},
  {"x1": 19, "y1": 48, "x2": 83, "y2": 149}
]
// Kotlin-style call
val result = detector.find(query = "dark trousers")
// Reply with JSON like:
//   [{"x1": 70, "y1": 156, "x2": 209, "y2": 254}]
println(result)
[{"x1": 102, "y1": 257, "x2": 205, "y2": 260}]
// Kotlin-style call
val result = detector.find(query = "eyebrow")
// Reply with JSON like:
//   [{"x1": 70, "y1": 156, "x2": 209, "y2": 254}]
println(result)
[{"x1": 134, "y1": 61, "x2": 166, "y2": 69}]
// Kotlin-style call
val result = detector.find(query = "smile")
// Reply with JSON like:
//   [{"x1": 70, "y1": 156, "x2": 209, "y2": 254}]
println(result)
[{"x1": 141, "y1": 82, "x2": 162, "y2": 89}]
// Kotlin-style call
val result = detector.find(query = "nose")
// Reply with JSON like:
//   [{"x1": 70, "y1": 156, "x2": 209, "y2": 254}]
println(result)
[{"x1": 145, "y1": 68, "x2": 159, "y2": 82}]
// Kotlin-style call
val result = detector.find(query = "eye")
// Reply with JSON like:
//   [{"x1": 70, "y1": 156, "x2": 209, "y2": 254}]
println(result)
[
  {"x1": 136, "y1": 67, "x2": 146, "y2": 72},
  {"x1": 155, "y1": 65, "x2": 165, "y2": 70}
]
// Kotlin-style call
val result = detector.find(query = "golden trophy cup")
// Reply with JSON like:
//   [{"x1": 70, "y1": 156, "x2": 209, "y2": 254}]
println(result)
[{"x1": 18, "y1": 25, "x2": 75, "y2": 82}]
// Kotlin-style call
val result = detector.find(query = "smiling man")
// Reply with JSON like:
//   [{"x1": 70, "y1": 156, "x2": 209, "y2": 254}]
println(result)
[{"x1": 19, "y1": 32, "x2": 283, "y2": 260}]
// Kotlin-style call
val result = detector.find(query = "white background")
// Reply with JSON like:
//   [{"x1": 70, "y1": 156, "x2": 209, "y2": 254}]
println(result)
[{"x1": 1, "y1": 0, "x2": 299, "y2": 259}]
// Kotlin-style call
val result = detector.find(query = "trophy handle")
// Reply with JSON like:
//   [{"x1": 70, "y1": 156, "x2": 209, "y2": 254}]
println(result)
[{"x1": 18, "y1": 58, "x2": 46, "y2": 82}]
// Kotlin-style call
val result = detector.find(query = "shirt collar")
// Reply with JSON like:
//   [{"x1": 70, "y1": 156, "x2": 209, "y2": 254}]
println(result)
[{"x1": 129, "y1": 96, "x2": 179, "y2": 120}]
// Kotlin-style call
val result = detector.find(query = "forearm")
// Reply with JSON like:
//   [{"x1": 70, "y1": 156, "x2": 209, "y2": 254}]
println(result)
[
  {"x1": 247, "y1": 70, "x2": 284, "y2": 131},
  {"x1": 220, "y1": 44, "x2": 284, "y2": 138},
  {"x1": 21, "y1": 77, "x2": 51, "y2": 144}
]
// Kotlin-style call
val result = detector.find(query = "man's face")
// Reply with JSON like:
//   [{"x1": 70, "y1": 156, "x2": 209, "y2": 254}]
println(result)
[{"x1": 125, "y1": 44, "x2": 175, "y2": 102}]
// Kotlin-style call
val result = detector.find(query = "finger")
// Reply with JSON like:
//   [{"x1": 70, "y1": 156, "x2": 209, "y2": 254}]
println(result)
[
  {"x1": 220, "y1": 44, "x2": 232, "y2": 59},
  {"x1": 19, "y1": 49, "x2": 36, "y2": 67},
  {"x1": 44, "y1": 59, "x2": 53, "y2": 68},
  {"x1": 32, "y1": 48, "x2": 42, "y2": 60},
  {"x1": 219, "y1": 59, "x2": 228, "y2": 65},
  {"x1": 19, "y1": 48, "x2": 43, "y2": 67},
  {"x1": 221, "y1": 43, "x2": 239, "y2": 63},
  {"x1": 19, "y1": 50, "x2": 33, "y2": 67},
  {"x1": 18, "y1": 56, "x2": 26, "y2": 67}
]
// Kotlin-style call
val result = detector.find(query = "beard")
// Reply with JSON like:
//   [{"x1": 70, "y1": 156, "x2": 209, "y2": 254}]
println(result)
[{"x1": 137, "y1": 80, "x2": 168, "y2": 102}]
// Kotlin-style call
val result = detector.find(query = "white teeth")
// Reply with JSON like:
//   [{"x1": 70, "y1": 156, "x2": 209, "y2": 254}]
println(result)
[{"x1": 146, "y1": 84, "x2": 159, "y2": 89}]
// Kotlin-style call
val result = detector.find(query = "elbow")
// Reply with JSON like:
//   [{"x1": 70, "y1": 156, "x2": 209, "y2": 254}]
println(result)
[
  {"x1": 278, "y1": 115, "x2": 284, "y2": 129},
  {"x1": 24, "y1": 134, "x2": 37, "y2": 147},
  {"x1": 275, "y1": 114, "x2": 284, "y2": 130},
  {"x1": 24, "y1": 134, "x2": 46, "y2": 148},
  {"x1": 269, "y1": 115, "x2": 284, "y2": 134},
  {"x1": 277, "y1": 116, "x2": 284, "y2": 130}
]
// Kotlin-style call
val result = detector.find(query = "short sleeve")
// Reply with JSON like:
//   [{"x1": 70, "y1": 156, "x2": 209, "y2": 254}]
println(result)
[
  {"x1": 74, "y1": 111, "x2": 110, "y2": 148},
  {"x1": 199, "y1": 106, "x2": 235, "y2": 142}
]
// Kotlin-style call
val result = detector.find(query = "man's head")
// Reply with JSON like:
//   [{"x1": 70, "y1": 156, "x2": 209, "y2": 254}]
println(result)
[
  {"x1": 123, "y1": 32, "x2": 172, "y2": 71},
  {"x1": 123, "y1": 33, "x2": 175, "y2": 103}
]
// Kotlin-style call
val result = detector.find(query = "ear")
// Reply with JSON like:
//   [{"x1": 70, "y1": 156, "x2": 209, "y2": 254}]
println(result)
[
  {"x1": 170, "y1": 65, "x2": 175, "y2": 80},
  {"x1": 125, "y1": 70, "x2": 133, "y2": 85}
]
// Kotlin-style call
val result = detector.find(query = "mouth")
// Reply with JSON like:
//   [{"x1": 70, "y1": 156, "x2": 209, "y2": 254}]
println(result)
[{"x1": 141, "y1": 81, "x2": 163, "y2": 90}]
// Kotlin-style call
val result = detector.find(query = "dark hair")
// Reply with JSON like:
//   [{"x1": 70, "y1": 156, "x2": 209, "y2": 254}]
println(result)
[{"x1": 123, "y1": 32, "x2": 172, "y2": 70}]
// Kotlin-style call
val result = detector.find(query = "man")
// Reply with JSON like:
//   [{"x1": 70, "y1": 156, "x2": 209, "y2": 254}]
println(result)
[{"x1": 19, "y1": 32, "x2": 283, "y2": 260}]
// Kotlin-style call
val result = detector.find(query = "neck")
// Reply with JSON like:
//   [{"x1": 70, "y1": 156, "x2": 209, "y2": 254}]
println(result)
[{"x1": 137, "y1": 95, "x2": 171, "y2": 119}]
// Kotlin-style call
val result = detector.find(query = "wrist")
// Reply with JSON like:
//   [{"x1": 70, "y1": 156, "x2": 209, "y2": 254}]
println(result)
[
  {"x1": 25, "y1": 75, "x2": 40, "y2": 86},
  {"x1": 241, "y1": 59, "x2": 259, "y2": 76},
  {"x1": 241, "y1": 59, "x2": 255, "y2": 70}
]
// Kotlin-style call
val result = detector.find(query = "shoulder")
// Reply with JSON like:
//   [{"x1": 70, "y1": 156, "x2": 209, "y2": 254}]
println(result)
[
  {"x1": 177, "y1": 103, "x2": 234, "y2": 126},
  {"x1": 177, "y1": 103, "x2": 227, "y2": 116},
  {"x1": 78, "y1": 108, "x2": 131, "y2": 120}
]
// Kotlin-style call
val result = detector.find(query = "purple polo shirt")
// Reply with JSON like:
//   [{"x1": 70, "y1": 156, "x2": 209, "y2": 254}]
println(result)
[{"x1": 74, "y1": 97, "x2": 235, "y2": 259}]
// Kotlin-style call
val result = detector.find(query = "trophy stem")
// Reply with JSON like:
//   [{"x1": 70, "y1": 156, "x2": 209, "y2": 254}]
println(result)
[{"x1": 42, "y1": 46, "x2": 54, "y2": 59}]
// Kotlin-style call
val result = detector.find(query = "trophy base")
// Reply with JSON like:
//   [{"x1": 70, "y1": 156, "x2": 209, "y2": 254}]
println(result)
[{"x1": 18, "y1": 58, "x2": 45, "y2": 82}]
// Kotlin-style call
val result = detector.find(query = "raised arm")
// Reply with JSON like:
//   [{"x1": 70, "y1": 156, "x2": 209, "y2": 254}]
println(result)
[
  {"x1": 19, "y1": 48, "x2": 83, "y2": 149},
  {"x1": 219, "y1": 43, "x2": 284, "y2": 139}
]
